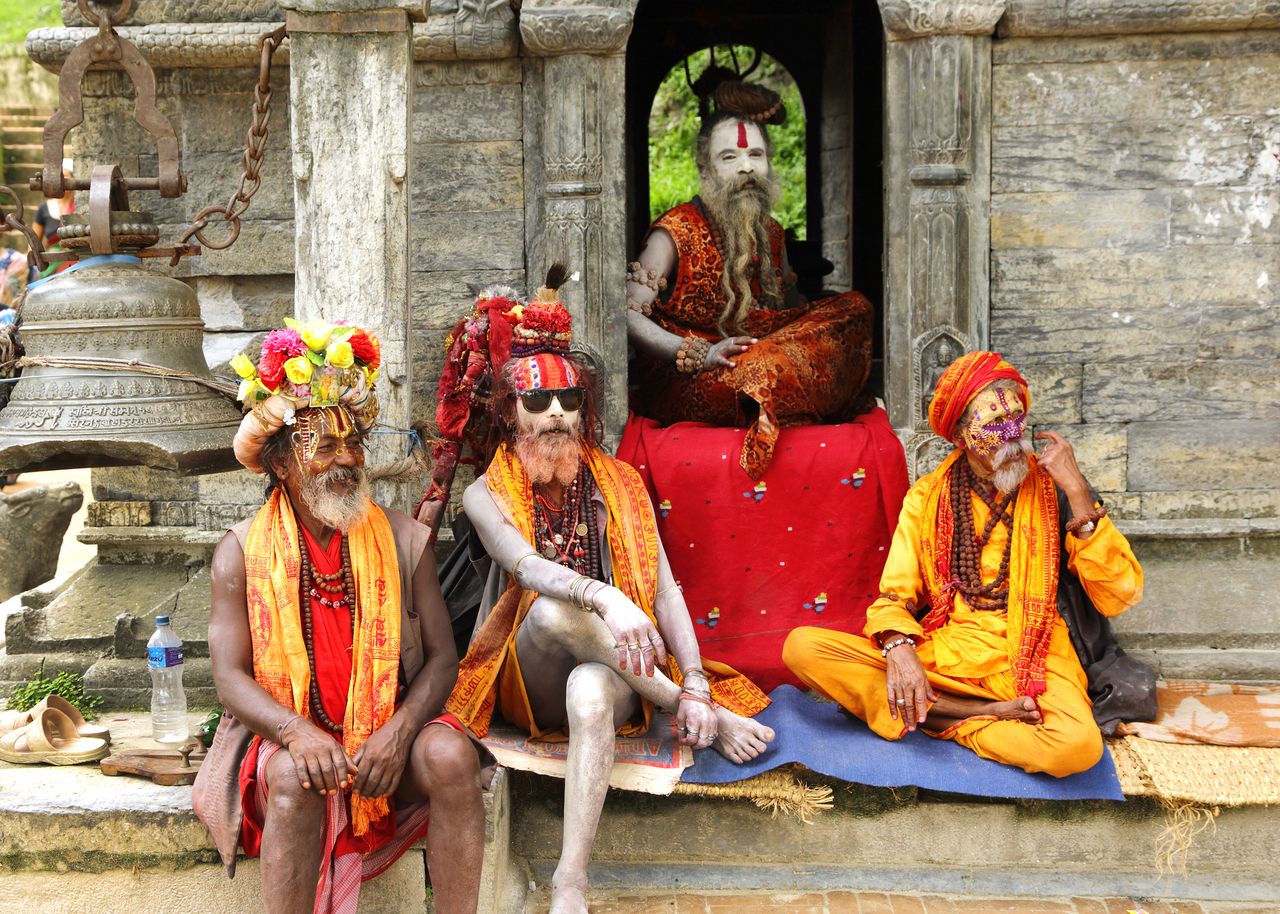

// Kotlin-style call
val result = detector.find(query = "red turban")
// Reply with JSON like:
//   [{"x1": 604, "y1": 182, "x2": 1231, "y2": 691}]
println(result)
[{"x1": 928, "y1": 351, "x2": 1029, "y2": 440}]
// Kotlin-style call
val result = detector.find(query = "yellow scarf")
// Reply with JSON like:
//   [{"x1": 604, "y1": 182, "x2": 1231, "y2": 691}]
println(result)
[
  {"x1": 918, "y1": 451, "x2": 1060, "y2": 698},
  {"x1": 446, "y1": 443, "x2": 768, "y2": 737},
  {"x1": 243, "y1": 489, "x2": 401, "y2": 835}
]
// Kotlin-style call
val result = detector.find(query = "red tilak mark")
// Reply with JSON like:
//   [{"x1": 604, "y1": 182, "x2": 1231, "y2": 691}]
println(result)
[{"x1": 737, "y1": 122, "x2": 748, "y2": 148}]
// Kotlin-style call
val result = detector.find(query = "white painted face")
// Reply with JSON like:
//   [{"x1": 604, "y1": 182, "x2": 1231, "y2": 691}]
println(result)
[{"x1": 707, "y1": 119, "x2": 770, "y2": 187}]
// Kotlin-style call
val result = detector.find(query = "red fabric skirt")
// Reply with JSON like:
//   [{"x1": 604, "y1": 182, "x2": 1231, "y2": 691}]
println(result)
[{"x1": 618, "y1": 408, "x2": 908, "y2": 692}]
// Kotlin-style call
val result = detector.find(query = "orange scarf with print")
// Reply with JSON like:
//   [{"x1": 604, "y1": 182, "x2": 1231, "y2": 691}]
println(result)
[
  {"x1": 917, "y1": 451, "x2": 1060, "y2": 698},
  {"x1": 446, "y1": 442, "x2": 768, "y2": 737},
  {"x1": 243, "y1": 489, "x2": 401, "y2": 836}
]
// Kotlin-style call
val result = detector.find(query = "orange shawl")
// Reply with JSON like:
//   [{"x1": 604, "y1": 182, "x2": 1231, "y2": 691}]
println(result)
[
  {"x1": 446, "y1": 442, "x2": 768, "y2": 737},
  {"x1": 243, "y1": 490, "x2": 402, "y2": 835},
  {"x1": 917, "y1": 451, "x2": 1061, "y2": 698}
]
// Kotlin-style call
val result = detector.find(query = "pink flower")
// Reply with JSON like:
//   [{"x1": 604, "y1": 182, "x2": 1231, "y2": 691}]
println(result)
[{"x1": 261, "y1": 328, "x2": 307, "y2": 358}]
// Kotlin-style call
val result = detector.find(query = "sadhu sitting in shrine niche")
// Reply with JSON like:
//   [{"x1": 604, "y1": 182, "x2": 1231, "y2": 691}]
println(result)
[
  {"x1": 784, "y1": 352, "x2": 1154, "y2": 777},
  {"x1": 625, "y1": 75, "x2": 873, "y2": 479}
]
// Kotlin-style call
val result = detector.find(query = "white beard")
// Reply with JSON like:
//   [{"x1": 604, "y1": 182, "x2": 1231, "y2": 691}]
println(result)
[
  {"x1": 299, "y1": 465, "x2": 371, "y2": 531},
  {"x1": 991, "y1": 436, "x2": 1034, "y2": 495}
]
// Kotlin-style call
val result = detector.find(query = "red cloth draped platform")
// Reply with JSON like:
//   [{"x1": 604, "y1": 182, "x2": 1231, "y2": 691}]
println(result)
[{"x1": 618, "y1": 408, "x2": 909, "y2": 692}]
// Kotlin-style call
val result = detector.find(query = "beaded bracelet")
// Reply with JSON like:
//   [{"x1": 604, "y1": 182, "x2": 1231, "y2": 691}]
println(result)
[
  {"x1": 675, "y1": 335, "x2": 711, "y2": 374},
  {"x1": 626, "y1": 261, "x2": 668, "y2": 292},
  {"x1": 1066, "y1": 505, "x2": 1108, "y2": 536},
  {"x1": 626, "y1": 297, "x2": 653, "y2": 316},
  {"x1": 880, "y1": 636, "x2": 916, "y2": 658}
]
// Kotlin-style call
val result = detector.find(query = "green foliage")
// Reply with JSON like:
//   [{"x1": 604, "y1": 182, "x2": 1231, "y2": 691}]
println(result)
[
  {"x1": 647, "y1": 46, "x2": 807, "y2": 238},
  {"x1": 6, "y1": 665, "x2": 103, "y2": 719},
  {"x1": 0, "y1": 1, "x2": 61, "y2": 48}
]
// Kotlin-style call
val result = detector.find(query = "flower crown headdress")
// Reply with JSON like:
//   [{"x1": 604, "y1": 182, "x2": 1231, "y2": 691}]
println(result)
[{"x1": 231, "y1": 317, "x2": 382, "y2": 408}]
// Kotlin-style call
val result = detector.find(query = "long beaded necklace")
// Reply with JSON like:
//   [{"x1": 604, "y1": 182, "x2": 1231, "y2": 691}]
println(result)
[
  {"x1": 532, "y1": 462, "x2": 604, "y2": 581},
  {"x1": 949, "y1": 457, "x2": 1017, "y2": 612},
  {"x1": 299, "y1": 533, "x2": 356, "y2": 736}
]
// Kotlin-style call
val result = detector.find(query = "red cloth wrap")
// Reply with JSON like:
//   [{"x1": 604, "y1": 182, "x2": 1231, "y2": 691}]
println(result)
[{"x1": 927, "y1": 351, "x2": 1030, "y2": 441}]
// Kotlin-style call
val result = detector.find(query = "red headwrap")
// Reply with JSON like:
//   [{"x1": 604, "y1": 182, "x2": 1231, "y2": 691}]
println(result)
[
  {"x1": 927, "y1": 351, "x2": 1029, "y2": 441},
  {"x1": 511, "y1": 353, "x2": 579, "y2": 393}
]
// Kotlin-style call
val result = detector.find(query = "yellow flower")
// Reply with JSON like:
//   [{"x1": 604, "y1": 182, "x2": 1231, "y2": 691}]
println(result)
[
  {"x1": 284, "y1": 355, "x2": 314, "y2": 384},
  {"x1": 237, "y1": 377, "x2": 256, "y2": 402},
  {"x1": 285, "y1": 317, "x2": 334, "y2": 350},
  {"x1": 363, "y1": 365, "x2": 380, "y2": 388},
  {"x1": 326, "y1": 339, "x2": 354, "y2": 368},
  {"x1": 230, "y1": 353, "x2": 256, "y2": 379}
]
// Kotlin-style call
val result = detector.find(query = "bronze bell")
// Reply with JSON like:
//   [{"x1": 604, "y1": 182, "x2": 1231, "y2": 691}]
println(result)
[{"x1": 0, "y1": 231, "x2": 242, "y2": 475}]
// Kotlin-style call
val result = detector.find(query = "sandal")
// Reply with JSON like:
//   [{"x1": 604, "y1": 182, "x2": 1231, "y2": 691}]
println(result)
[
  {"x1": 0, "y1": 707, "x2": 110, "y2": 765},
  {"x1": 31, "y1": 695, "x2": 110, "y2": 743},
  {"x1": 0, "y1": 709, "x2": 32, "y2": 735}
]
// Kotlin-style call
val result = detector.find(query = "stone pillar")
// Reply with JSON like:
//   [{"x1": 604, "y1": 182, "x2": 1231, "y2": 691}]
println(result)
[
  {"x1": 520, "y1": 1, "x2": 635, "y2": 445},
  {"x1": 281, "y1": 0, "x2": 425, "y2": 495},
  {"x1": 877, "y1": 0, "x2": 1006, "y2": 479}
]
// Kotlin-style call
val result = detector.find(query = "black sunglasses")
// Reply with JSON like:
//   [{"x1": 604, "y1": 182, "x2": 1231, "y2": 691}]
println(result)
[{"x1": 516, "y1": 387, "x2": 586, "y2": 413}]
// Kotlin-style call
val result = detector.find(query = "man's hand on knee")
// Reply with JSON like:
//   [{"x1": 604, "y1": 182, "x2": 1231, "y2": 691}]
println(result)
[
  {"x1": 352, "y1": 720, "x2": 414, "y2": 799},
  {"x1": 282, "y1": 717, "x2": 355, "y2": 796}
]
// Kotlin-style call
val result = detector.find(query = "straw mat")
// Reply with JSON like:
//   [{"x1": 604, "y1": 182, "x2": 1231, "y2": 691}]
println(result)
[{"x1": 1109, "y1": 734, "x2": 1280, "y2": 806}]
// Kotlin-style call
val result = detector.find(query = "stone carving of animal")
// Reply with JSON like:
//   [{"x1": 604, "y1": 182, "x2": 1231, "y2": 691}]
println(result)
[{"x1": 0, "y1": 481, "x2": 84, "y2": 602}]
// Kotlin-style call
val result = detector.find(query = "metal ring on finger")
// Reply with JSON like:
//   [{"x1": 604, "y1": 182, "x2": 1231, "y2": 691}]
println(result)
[
  {"x1": 895, "y1": 697, "x2": 907, "y2": 705},
  {"x1": 626, "y1": 642, "x2": 640, "y2": 650}
]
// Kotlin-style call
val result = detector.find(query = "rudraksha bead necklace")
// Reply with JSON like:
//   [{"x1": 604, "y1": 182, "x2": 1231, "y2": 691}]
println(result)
[
  {"x1": 949, "y1": 457, "x2": 1017, "y2": 612},
  {"x1": 532, "y1": 462, "x2": 604, "y2": 581},
  {"x1": 299, "y1": 533, "x2": 356, "y2": 735}
]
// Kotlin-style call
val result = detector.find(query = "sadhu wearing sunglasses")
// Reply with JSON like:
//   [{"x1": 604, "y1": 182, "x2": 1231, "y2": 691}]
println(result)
[{"x1": 445, "y1": 267, "x2": 774, "y2": 914}]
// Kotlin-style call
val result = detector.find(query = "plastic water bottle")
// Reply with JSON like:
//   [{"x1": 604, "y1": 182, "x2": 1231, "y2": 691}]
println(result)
[{"x1": 148, "y1": 615, "x2": 189, "y2": 744}]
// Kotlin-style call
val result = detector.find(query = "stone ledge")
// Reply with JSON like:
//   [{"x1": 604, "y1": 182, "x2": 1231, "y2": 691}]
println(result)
[
  {"x1": 0, "y1": 714, "x2": 519, "y2": 910},
  {"x1": 1117, "y1": 517, "x2": 1280, "y2": 541},
  {"x1": 76, "y1": 526, "x2": 223, "y2": 548},
  {"x1": 26, "y1": 15, "x2": 518, "y2": 73},
  {"x1": 1000, "y1": 0, "x2": 1280, "y2": 38}
]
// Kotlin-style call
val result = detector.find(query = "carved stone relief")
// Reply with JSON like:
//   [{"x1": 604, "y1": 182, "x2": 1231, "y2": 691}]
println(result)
[
  {"x1": 59, "y1": 0, "x2": 283, "y2": 26},
  {"x1": 519, "y1": 6, "x2": 634, "y2": 56},
  {"x1": 878, "y1": 0, "x2": 1007, "y2": 40},
  {"x1": 912, "y1": 325, "x2": 969, "y2": 426}
]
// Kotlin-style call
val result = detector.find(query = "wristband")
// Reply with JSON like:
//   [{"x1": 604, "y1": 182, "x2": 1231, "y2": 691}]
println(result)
[{"x1": 881, "y1": 636, "x2": 916, "y2": 658}]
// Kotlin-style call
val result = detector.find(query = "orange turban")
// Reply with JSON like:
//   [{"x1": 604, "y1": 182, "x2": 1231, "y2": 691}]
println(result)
[{"x1": 928, "y1": 351, "x2": 1029, "y2": 440}]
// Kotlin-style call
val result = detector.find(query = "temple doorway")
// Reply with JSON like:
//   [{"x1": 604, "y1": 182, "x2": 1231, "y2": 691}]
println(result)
[{"x1": 625, "y1": 0, "x2": 886, "y2": 393}]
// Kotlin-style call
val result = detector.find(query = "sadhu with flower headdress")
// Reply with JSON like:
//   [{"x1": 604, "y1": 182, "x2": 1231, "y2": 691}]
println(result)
[
  {"x1": 195, "y1": 319, "x2": 488, "y2": 914},
  {"x1": 784, "y1": 352, "x2": 1156, "y2": 777},
  {"x1": 440, "y1": 265, "x2": 774, "y2": 913}
]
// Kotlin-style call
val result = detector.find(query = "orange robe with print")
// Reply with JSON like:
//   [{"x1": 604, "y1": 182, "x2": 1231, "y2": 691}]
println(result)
[
  {"x1": 632, "y1": 200, "x2": 874, "y2": 479},
  {"x1": 446, "y1": 442, "x2": 769, "y2": 739},
  {"x1": 783, "y1": 453, "x2": 1144, "y2": 778}
]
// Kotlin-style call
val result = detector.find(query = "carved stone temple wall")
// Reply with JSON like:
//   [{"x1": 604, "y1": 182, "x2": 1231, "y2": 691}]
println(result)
[{"x1": 3, "y1": 0, "x2": 1277, "y2": 703}]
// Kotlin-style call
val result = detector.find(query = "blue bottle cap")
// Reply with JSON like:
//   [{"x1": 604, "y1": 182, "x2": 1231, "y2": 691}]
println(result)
[{"x1": 155, "y1": 615, "x2": 171, "y2": 626}]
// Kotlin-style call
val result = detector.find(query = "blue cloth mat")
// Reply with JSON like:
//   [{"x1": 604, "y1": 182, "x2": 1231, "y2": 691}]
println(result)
[{"x1": 682, "y1": 685, "x2": 1124, "y2": 801}]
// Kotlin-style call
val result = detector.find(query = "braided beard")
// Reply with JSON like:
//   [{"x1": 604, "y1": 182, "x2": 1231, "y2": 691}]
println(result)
[
  {"x1": 299, "y1": 465, "x2": 370, "y2": 531},
  {"x1": 699, "y1": 167, "x2": 783, "y2": 334}
]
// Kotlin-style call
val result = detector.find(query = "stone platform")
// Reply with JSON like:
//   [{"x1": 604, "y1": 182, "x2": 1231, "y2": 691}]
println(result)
[{"x1": 0, "y1": 716, "x2": 1275, "y2": 914}]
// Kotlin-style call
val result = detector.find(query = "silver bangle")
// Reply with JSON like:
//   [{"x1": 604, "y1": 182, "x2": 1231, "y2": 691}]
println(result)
[{"x1": 511, "y1": 550, "x2": 539, "y2": 586}]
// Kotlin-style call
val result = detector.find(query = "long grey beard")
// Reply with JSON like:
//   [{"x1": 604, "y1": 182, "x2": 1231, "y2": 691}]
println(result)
[
  {"x1": 700, "y1": 169, "x2": 783, "y2": 334},
  {"x1": 515, "y1": 427, "x2": 581, "y2": 487},
  {"x1": 299, "y1": 466, "x2": 371, "y2": 531},
  {"x1": 992, "y1": 436, "x2": 1034, "y2": 495}
]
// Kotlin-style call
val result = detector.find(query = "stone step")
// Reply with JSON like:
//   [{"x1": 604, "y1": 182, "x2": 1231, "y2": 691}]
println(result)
[
  {"x1": 2, "y1": 127, "x2": 42, "y2": 146},
  {"x1": 1, "y1": 144, "x2": 44, "y2": 166},
  {"x1": 0, "y1": 714, "x2": 518, "y2": 913},
  {"x1": 521, "y1": 889, "x2": 1273, "y2": 913},
  {"x1": 505, "y1": 771, "x2": 1277, "y2": 905}
]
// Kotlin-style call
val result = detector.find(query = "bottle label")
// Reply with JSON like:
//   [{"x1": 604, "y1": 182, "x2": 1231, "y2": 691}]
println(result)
[{"x1": 147, "y1": 646, "x2": 184, "y2": 669}]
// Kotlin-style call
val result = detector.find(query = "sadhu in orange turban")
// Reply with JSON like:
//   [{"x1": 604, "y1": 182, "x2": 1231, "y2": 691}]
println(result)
[{"x1": 927, "y1": 351, "x2": 1030, "y2": 443}]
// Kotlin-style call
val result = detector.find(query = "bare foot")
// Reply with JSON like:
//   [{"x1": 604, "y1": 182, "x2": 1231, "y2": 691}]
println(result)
[
  {"x1": 985, "y1": 697, "x2": 1041, "y2": 723},
  {"x1": 712, "y1": 707, "x2": 775, "y2": 763},
  {"x1": 549, "y1": 871, "x2": 589, "y2": 914}
]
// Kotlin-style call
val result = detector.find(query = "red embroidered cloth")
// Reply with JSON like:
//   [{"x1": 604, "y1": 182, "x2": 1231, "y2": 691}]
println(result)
[{"x1": 618, "y1": 408, "x2": 908, "y2": 692}]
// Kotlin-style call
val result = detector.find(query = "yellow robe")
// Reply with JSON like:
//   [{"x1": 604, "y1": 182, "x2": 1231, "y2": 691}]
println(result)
[{"x1": 783, "y1": 464, "x2": 1143, "y2": 777}]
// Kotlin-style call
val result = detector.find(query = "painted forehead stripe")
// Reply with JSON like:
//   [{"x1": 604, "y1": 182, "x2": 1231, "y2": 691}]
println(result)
[{"x1": 737, "y1": 121, "x2": 748, "y2": 149}]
